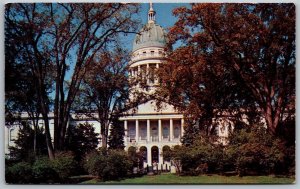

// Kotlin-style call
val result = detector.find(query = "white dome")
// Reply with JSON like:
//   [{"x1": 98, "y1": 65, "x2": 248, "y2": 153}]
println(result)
[{"x1": 132, "y1": 22, "x2": 166, "y2": 52}]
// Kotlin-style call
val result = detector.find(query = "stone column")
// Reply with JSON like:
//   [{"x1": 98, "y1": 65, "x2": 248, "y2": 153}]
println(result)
[
  {"x1": 147, "y1": 146, "x2": 152, "y2": 166},
  {"x1": 155, "y1": 63, "x2": 159, "y2": 84},
  {"x1": 124, "y1": 120, "x2": 128, "y2": 144},
  {"x1": 170, "y1": 119, "x2": 173, "y2": 141},
  {"x1": 147, "y1": 119, "x2": 150, "y2": 142},
  {"x1": 147, "y1": 64, "x2": 150, "y2": 84},
  {"x1": 108, "y1": 124, "x2": 112, "y2": 136},
  {"x1": 181, "y1": 118, "x2": 184, "y2": 137},
  {"x1": 159, "y1": 147, "x2": 163, "y2": 167},
  {"x1": 135, "y1": 120, "x2": 139, "y2": 142},
  {"x1": 158, "y1": 119, "x2": 162, "y2": 142}
]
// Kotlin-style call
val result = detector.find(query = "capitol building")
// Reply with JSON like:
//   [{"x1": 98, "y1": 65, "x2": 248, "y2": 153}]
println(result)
[
  {"x1": 120, "y1": 3, "x2": 184, "y2": 167},
  {"x1": 5, "y1": 4, "x2": 230, "y2": 170}
]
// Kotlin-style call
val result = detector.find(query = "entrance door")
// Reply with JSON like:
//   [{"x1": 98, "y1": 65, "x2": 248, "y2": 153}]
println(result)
[{"x1": 151, "y1": 146, "x2": 159, "y2": 164}]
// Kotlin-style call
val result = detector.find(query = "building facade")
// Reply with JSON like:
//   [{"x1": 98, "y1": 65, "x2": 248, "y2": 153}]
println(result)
[{"x1": 119, "y1": 3, "x2": 184, "y2": 169}]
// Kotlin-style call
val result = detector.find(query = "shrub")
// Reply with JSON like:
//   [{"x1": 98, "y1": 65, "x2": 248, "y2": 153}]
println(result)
[
  {"x1": 32, "y1": 157, "x2": 59, "y2": 183},
  {"x1": 84, "y1": 149, "x2": 105, "y2": 176},
  {"x1": 127, "y1": 146, "x2": 140, "y2": 168},
  {"x1": 6, "y1": 151, "x2": 77, "y2": 184},
  {"x1": 227, "y1": 126, "x2": 285, "y2": 176},
  {"x1": 101, "y1": 150, "x2": 132, "y2": 180},
  {"x1": 51, "y1": 151, "x2": 77, "y2": 182},
  {"x1": 170, "y1": 137, "x2": 224, "y2": 176},
  {"x1": 6, "y1": 162, "x2": 33, "y2": 184},
  {"x1": 84, "y1": 148, "x2": 132, "y2": 181}
]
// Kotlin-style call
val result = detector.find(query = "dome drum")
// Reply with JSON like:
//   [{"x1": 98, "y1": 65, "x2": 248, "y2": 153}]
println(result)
[{"x1": 130, "y1": 47, "x2": 165, "y2": 64}]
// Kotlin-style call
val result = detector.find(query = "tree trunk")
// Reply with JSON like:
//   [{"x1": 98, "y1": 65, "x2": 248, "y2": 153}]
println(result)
[
  {"x1": 41, "y1": 111, "x2": 55, "y2": 160},
  {"x1": 33, "y1": 119, "x2": 37, "y2": 157},
  {"x1": 102, "y1": 133, "x2": 107, "y2": 148}
]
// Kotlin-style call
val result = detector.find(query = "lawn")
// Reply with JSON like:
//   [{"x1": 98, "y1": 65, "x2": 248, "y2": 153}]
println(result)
[{"x1": 81, "y1": 173, "x2": 295, "y2": 184}]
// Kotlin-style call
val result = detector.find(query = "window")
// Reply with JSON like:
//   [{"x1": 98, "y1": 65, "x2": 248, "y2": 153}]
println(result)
[
  {"x1": 149, "y1": 64, "x2": 156, "y2": 84},
  {"x1": 143, "y1": 51, "x2": 146, "y2": 56},
  {"x1": 140, "y1": 126, "x2": 147, "y2": 139},
  {"x1": 174, "y1": 126, "x2": 180, "y2": 138},
  {"x1": 10, "y1": 129, "x2": 17, "y2": 141},
  {"x1": 163, "y1": 127, "x2": 169, "y2": 138},
  {"x1": 150, "y1": 51, "x2": 155, "y2": 55},
  {"x1": 152, "y1": 126, "x2": 157, "y2": 135},
  {"x1": 129, "y1": 126, "x2": 135, "y2": 140}
]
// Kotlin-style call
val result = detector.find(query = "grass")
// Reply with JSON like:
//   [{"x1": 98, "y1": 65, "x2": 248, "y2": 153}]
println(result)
[{"x1": 81, "y1": 173, "x2": 295, "y2": 184}]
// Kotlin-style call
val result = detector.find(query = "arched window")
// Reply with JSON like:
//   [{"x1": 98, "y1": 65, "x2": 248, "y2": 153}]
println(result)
[{"x1": 10, "y1": 128, "x2": 17, "y2": 141}]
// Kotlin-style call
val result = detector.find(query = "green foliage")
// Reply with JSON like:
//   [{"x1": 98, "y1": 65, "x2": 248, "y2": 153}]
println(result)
[
  {"x1": 6, "y1": 152, "x2": 77, "y2": 184},
  {"x1": 227, "y1": 126, "x2": 285, "y2": 176},
  {"x1": 84, "y1": 149, "x2": 106, "y2": 176},
  {"x1": 65, "y1": 122, "x2": 99, "y2": 161},
  {"x1": 127, "y1": 146, "x2": 143, "y2": 169},
  {"x1": 168, "y1": 125, "x2": 290, "y2": 177},
  {"x1": 32, "y1": 157, "x2": 59, "y2": 183},
  {"x1": 84, "y1": 148, "x2": 133, "y2": 181},
  {"x1": 51, "y1": 151, "x2": 77, "y2": 181},
  {"x1": 9, "y1": 121, "x2": 47, "y2": 161},
  {"x1": 162, "y1": 146, "x2": 171, "y2": 162},
  {"x1": 102, "y1": 150, "x2": 133, "y2": 180},
  {"x1": 6, "y1": 162, "x2": 33, "y2": 184},
  {"x1": 180, "y1": 121, "x2": 200, "y2": 146},
  {"x1": 108, "y1": 119, "x2": 125, "y2": 150},
  {"x1": 170, "y1": 137, "x2": 224, "y2": 175}
]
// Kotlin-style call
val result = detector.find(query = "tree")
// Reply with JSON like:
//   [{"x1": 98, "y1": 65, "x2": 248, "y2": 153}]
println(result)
[
  {"x1": 5, "y1": 3, "x2": 140, "y2": 158},
  {"x1": 157, "y1": 36, "x2": 257, "y2": 141},
  {"x1": 108, "y1": 119, "x2": 125, "y2": 150},
  {"x1": 74, "y1": 47, "x2": 133, "y2": 148},
  {"x1": 5, "y1": 4, "x2": 53, "y2": 157},
  {"x1": 65, "y1": 122, "x2": 99, "y2": 161},
  {"x1": 9, "y1": 121, "x2": 48, "y2": 161},
  {"x1": 165, "y1": 3, "x2": 295, "y2": 136}
]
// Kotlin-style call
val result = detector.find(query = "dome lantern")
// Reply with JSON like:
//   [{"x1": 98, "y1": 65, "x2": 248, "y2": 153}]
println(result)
[{"x1": 148, "y1": 2, "x2": 156, "y2": 23}]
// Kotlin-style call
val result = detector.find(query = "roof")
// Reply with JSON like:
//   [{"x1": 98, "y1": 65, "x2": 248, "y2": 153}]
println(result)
[{"x1": 132, "y1": 22, "x2": 166, "y2": 52}]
